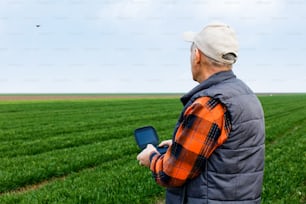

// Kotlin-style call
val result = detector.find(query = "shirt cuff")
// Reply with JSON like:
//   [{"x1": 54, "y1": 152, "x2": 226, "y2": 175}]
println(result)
[{"x1": 149, "y1": 152, "x2": 158, "y2": 162}]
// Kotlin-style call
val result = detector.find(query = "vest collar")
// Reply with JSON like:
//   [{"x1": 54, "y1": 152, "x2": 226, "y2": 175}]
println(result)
[{"x1": 181, "y1": 70, "x2": 236, "y2": 106}]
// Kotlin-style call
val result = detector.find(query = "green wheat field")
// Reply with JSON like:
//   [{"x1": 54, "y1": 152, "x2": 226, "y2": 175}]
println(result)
[{"x1": 0, "y1": 94, "x2": 305, "y2": 203}]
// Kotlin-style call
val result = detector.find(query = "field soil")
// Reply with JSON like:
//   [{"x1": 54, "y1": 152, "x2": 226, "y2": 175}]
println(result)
[
  {"x1": 0, "y1": 94, "x2": 181, "y2": 101},
  {"x1": 0, "y1": 95, "x2": 116, "y2": 101}
]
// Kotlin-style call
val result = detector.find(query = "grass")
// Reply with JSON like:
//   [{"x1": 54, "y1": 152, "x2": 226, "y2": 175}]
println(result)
[
  {"x1": 0, "y1": 94, "x2": 305, "y2": 203},
  {"x1": 260, "y1": 95, "x2": 306, "y2": 204}
]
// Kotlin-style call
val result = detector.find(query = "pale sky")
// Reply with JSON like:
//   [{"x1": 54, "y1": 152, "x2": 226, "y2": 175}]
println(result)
[{"x1": 0, "y1": 0, "x2": 305, "y2": 93}]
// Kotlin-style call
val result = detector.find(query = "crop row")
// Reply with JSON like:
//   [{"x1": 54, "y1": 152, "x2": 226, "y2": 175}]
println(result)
[{"x1": 0, "y1": 98, "x2": 181, "y2": 196}]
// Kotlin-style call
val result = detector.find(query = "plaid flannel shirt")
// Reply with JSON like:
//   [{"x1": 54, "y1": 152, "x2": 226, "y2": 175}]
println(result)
[{"x1": 150, "y1": 96, "x2": 231, "y2": 187}]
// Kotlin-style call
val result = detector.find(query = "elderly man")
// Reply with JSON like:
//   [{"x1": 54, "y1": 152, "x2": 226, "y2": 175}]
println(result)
[{"x1": 137, "y1": 22, "x2": 265, "y2": 204}]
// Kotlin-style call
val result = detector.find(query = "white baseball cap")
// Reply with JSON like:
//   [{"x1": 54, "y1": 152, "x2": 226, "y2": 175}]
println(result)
[{"x1": 183, "y1": 22, "x2": 239, "y2": 64}]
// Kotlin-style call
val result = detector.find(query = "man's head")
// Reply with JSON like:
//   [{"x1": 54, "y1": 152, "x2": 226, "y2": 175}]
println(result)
[{"x1": 184, "y1": 22, "x2": 239, "y2": 82}]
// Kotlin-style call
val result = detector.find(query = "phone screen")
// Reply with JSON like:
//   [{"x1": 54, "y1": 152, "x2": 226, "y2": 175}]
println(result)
[{"x1": 134, "y1": 126, "x2": 159, "y2": 149}]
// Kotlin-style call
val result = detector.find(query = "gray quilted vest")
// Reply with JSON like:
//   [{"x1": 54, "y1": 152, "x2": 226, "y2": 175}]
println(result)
[{"x1": 166, "y1": 71, "x2": 265, "y2": 204}]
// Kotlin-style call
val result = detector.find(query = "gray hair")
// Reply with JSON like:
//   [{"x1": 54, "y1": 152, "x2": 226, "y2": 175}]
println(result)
[
  {"x1": 191, "y1": 42, "x2": 234, "y2": 68},
  {"x1": 204, "y1": 53, "x2": 235, "y2": 68}
]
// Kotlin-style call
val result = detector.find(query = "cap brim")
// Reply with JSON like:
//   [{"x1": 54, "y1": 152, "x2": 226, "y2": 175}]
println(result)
[{"x1": 182, "y1": 31, "x2": 197, "y2": 42}]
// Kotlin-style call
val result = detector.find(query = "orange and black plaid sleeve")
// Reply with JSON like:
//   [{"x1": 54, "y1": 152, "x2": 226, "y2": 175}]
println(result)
[{"x1": 149, "y1": 96, "x2": 231, "y2": 187}]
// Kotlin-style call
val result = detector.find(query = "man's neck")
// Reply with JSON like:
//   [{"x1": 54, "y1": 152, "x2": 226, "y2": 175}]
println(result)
[{"x1": 198, "y1": 66, "x2": 231, "y2": 83}]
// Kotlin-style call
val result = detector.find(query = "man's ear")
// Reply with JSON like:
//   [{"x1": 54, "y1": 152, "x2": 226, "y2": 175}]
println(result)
[{"x1": 194, "y1": 48, "x2": 201, "y2": 64}]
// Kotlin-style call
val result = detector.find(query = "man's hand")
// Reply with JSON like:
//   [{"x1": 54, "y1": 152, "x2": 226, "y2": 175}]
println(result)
[
  {"x1": 137, "y1": 144, "x2": 158, "y2": 168},
  {"x1": 158, "y1": 139, "x2": 172, "y2": 147}
]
